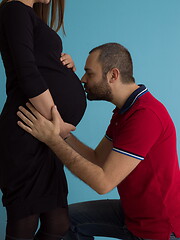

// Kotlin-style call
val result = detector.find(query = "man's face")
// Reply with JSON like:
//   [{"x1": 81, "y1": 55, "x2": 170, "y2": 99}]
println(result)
[{"x1": 81, "y1": 51, "x2": 113, "y2": 102}]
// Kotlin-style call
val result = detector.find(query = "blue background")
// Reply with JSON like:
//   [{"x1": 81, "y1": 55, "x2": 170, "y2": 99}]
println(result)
[{"x1": 0, "y1": 0, "x2": 180, "y2": 239}]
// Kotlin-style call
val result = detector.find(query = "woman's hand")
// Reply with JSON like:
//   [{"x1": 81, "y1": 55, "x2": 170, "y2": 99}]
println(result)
[
  {"x1": 17, "y1": 103, "x2": 76, "y2": 146},
  {"x1": 60, "y1": 53, "x2": 76, "y2": 72}
]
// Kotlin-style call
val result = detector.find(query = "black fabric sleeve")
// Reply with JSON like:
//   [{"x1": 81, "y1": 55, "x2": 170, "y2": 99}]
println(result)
[{"x1": 2, "y1": 3, "x2": 48, "y2": 98}]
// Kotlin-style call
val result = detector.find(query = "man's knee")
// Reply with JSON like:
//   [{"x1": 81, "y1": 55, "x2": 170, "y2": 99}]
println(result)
[{"x1": 68, "y1": 201, "x2": 98, "y2": 224}]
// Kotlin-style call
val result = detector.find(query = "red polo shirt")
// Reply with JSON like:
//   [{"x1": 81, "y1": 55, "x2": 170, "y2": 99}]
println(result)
[{"x1": 106, "y1": 85, "x2": 180, "y2": 240}]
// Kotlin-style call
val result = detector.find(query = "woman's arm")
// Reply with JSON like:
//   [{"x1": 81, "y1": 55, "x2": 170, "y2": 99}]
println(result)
[
  {"x1": 3, "y1": 5, "x2": 55, "y2": 121},
  {"x1": 2, "y1": 4, "x2": 48, "y2": 99},
  {"x1": 2, "y1": 4, "x2": 75, "y2": 136},
  {"x1": 29, "y1": 90, "x2": 54, "y2": 120}
]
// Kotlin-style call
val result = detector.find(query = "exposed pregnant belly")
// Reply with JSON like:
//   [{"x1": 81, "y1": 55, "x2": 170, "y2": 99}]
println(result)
[{"x1": 39, "y1": 67, "x2": 87, "y2": 126}]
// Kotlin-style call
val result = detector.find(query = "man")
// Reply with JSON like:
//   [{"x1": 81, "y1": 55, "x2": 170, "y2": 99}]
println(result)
[{"x1": 17, "y1": 43, "x2": 180, "y2": 240}]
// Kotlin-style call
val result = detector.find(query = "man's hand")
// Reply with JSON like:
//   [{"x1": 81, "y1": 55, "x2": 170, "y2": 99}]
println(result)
[
  {"x1": 17, "y1": 103, "x2": 76, "y2": 146},
  {"x1": 60, "y1": 53, "x2": 76, "y2": 72}
]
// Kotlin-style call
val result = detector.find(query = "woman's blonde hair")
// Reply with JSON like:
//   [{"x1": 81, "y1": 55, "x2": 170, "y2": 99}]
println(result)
[{"x1": 0, "y1": 0, "x2": 65, "y2": 33}]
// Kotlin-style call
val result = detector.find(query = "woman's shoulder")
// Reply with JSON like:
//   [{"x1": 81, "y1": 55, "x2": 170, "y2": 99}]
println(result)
[
  {"x1": 0, "y1": 1, "x2": 35, "y2": 16},
  {"x1": 0, "y1": 1, "x2": 37, "y2": 26}
]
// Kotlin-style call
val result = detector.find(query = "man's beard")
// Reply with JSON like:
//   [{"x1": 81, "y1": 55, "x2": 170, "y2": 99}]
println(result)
[{"x1": 85, "y1": 78, "x2": 113, "y2": 102}]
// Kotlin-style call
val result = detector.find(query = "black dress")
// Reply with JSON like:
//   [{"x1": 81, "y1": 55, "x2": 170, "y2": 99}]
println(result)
[{"x1": 0, "y1": 1, "x2": 86, "y2": 220}]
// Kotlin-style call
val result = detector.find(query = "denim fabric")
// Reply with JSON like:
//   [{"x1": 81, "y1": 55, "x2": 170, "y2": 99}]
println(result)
[{"x1": 64, "y1": 199, "x2": 180, "y2": 240}]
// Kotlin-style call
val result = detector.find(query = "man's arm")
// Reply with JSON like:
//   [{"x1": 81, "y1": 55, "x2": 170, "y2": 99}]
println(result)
[
  {"x1": 17, "y1": 104, "x2": 141, "y2": 194},
  {"x1": 65, "y1": 134, "x2": 112, "y2": 167},
  {"x1": 48, "y1": 136, "x2": 140, "y2": 194}
]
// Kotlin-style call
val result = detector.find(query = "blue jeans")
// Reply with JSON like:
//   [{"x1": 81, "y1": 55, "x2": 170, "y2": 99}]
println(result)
[{"x1": 64, "y1": 199, "x2": 180, "y2": 240}]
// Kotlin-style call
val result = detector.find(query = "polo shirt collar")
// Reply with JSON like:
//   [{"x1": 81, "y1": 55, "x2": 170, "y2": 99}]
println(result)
[{"x1": 119, "y1": 84, "x2": 148, "y2": 114}]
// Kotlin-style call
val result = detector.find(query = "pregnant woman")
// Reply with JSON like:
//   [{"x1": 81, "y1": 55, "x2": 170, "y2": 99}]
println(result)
[{"x1": 0, "y1": 0, "x2": 86, "y2": 239}]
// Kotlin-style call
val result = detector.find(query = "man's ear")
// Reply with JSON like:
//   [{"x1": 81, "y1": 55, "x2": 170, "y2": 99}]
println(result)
[{"x1": 107, "y1": 68, "x2": 120, "y2": 83}]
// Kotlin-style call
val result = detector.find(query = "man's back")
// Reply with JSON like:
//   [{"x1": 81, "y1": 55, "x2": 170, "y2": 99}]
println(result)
[{"x1": 106, "y1": 85, "x2": 180, "y2": 240}]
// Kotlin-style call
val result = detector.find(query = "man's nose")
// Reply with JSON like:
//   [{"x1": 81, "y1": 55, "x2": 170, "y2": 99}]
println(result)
[{"x1": 81, "y1": 74, "x2": 86, "y2": 83}]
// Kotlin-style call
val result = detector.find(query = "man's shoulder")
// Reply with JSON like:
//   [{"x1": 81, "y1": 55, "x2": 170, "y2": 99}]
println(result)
[
  {"x1": 128, "y1": 92, "x2": 174, "y2": 132},
  {"x1": 132, "y1": 92, "x2": 169, "y2": 118}
]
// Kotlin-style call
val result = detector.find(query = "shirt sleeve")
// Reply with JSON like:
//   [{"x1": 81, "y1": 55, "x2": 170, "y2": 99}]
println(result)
[
  {"x1": 2, "y1": 3, "x2": 48, "y2": 98},
  {"x1": 111, "y1": 109, "x2": 163, "y2": 160}
]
